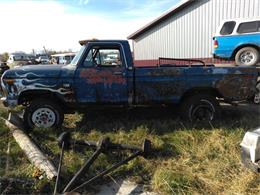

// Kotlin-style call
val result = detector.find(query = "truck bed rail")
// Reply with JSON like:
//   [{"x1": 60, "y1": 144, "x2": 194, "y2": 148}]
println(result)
[{"x1": 158, "y1": 57, "x2": 207, "y2": 67}]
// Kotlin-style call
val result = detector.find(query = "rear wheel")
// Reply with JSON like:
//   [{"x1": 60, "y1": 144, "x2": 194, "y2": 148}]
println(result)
[
  {"x1": 23, "y1": 99, "x2": 64, "y2": 130},
  {"x1": 235, "y1": 47, "x2": 260, "y2": 66},
  {"x1": 181, "y1": 94, "x2": 220, "y2": 122}
]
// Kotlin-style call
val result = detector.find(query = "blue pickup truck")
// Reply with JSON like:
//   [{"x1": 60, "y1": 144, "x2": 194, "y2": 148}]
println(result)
[
  {"x1": 1, "y1": 40, "x2": 259, "y2": 129},
  {"x1": 213, "y1": 18, "x2": 260, "y2": 66}
]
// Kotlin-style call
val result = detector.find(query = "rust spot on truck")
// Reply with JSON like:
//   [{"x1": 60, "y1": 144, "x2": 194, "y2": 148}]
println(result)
[
  {"x1": 238, "y1": 68, "x2": 259, "y2": 74},
  {"x1": 63, "y1": 90, "x2": 75, "y2": 103},
  {"x1": 135, "y1": 81, "x2": 185, "y2": 103},
  {"x1": 80, "y1": 68, "x2": 126, "y2": 86},
  {"x1": 216, "y1": 75, "x2": 256, "y2": 100},
  {"x1": 151, "y1": 82, "x2": 184, "y2": 97}
]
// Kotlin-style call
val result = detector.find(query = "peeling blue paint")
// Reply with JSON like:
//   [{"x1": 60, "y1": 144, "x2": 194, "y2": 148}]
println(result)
[{"x1": 1, "y1": 40, "x2": 258, "y2": 109}]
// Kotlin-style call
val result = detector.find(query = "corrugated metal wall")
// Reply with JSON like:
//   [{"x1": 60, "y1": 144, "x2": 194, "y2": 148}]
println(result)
[{"x1": 132, "y1": 0, "x2": 260, "y2": 61}]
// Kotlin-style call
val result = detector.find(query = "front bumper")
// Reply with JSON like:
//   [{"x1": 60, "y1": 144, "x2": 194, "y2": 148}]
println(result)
[{"x1": 1, "y1": 97, "x2": 18, "y2": 108}]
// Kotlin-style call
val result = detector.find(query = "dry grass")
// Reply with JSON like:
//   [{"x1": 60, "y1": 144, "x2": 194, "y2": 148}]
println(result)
[
  {"x1": 0, "y1": 104, "x2": 260, "y2": 194},
  {"x1": 152, "y1": 129, "x2": 260, "y2": 194}
]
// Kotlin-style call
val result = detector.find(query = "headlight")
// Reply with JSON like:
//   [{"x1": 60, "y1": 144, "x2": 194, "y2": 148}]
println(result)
[
  {"x1": 1, "y1": 78, "x2": 15, "y2": 95},
  {"x1": 3, "y1": 78, "x2": 14, "y2": 85}
]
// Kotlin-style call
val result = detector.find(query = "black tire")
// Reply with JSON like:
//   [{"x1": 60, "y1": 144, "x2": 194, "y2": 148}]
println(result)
[
  {"x1": 23, "y1": 99, "x2": 64, "y2": 130},
  {"x1": 181, "y1": 94, "x2": 220, "y2": 122},
  {"x1": 254, "y1": 81, "x2": 260, "y2": 104},
  {"x1": 235, "y1": 47, "x2": 260, "y2": 66}
]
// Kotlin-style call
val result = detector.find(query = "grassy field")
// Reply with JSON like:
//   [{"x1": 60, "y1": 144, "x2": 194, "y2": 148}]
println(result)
[{"x1": 0, "y1": 104, "x2": 260, "y2": 194}]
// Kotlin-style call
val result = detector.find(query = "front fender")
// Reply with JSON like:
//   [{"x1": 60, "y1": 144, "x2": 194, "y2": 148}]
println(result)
[{"x1": 1, "y1": 77, "x2": 74, "y2": 107}]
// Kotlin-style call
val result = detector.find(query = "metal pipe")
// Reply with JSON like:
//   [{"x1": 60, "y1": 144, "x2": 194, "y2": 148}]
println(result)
[
  {"x1": 62, "y1": 146, "x2": 103, "y2": 193},
  {"x1": 53, "y1": 141, "x2": 65, "y2": 195},
  {"x1": 70, "y1": 151, "x2": 142, "y2": 193},
  {"x1": 72, "y1": 140, "x2": 141, "y2": 152}
]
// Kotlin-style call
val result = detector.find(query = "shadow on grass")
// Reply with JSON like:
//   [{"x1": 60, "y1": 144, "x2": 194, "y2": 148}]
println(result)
[{"x1": 72, "y1": 104, "x2": 260, "y2": 134}]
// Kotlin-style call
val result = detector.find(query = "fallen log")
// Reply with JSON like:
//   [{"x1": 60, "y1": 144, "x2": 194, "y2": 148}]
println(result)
[{"x1": 3, "y1": 113, "x2": 58, "y2": 180}]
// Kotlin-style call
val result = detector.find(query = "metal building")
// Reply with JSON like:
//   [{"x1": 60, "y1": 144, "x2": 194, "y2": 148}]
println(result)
[{"x1": 128, "y1": 0, "x2": 260, "y2": 66}]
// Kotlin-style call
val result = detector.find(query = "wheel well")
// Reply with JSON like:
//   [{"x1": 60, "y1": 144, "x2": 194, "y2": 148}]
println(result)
[
  {"x1": 18, "y1": 90, "x2": 67, "y2": 110},
  {"x1": 180, "y1": 88, "x2": 221, "y2": 102},
  {"x1": 231, "y1": 44, "x2": 260, "y2": 60}
]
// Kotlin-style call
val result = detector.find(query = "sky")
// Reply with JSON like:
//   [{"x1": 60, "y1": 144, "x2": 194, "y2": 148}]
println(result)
[{"x1": 0, "y1": 0, "x2": 180, "y2": 53}]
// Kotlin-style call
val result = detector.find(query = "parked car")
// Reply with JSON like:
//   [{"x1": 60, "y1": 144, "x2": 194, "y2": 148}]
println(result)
[
  {"x1": 7, "y1": 53, "x2": 32, "y2": 68},
  {"x1": 1, "y1": 40, "x2": 259, "y2": 129},
  {"x1": 213, "y1": 18, "x2": 260, "y2": 66},
  {"x1": 51, "y1": 53, "x2": 76, "y2": 65},
  {"x1": 36, "y1": 55, "x2": 50, "y2": 64}
]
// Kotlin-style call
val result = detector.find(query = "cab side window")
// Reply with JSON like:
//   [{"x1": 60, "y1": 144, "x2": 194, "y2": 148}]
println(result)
[{"x1": 83, "y1": 47, "x2": 122, "y2": 67}]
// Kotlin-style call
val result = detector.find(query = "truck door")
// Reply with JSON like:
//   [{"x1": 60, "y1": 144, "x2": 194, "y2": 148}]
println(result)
[{"x1": 74, "y1": 43, "x2": 128, "y2": 104}]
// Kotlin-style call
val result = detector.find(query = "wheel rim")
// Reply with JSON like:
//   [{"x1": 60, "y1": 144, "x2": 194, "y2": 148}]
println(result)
[
  {"x1": 32, "y1": 108, "x2": 56, "y2": 128},
  {"x1": 189, "y1": 100, "x2": 215, "y2": 121},
  {"x1": 239, "y1": 51, "x2": 255, "y2": 65}
]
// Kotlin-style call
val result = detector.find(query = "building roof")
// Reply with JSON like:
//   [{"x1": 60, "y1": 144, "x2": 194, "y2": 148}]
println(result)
[
  {"x1": 51, "y1": 52, "x2": 76, "y2": 57},
  {"x1": 10, "y1": 52, "x2": 28, "y2": 56},
  {"x1": 127, "y1": 0, "x2": 194, "y2": 40}
]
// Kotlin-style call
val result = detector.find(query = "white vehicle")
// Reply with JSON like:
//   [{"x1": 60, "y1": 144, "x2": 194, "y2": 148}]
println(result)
[
  {"x1": 241, "y1": 127, "x2": 260, "y2": 172},
  {"x1": 7, "y1": 53, "x2": 30, "y2": 67},
  {"x1": 36, "y1": 55, "x2": 49, "y2": 64},
  {"x1": 51, "y1": 53, "x2": 76, "y2": 65}
]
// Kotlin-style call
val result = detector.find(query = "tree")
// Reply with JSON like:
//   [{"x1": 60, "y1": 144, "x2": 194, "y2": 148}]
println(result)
[{"x1": 1, "y1": 52, "x2": 9, "y2": 62}]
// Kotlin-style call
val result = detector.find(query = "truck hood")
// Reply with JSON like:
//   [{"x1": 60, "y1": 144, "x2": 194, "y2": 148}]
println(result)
[{"x1": 3, "y1": 65, "x2": 62, "y2": 79}]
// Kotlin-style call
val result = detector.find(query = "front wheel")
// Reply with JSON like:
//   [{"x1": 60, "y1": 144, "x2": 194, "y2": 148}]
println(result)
[
  {"x1": 23, "y1": 99, "x2": 64, "y2": 130},
  {"x1": 235, "y1": 47, "x2": 260, "y2": 66},
  {"x1": 181, "y1": 94, "x2": 220, "y2": 122}
]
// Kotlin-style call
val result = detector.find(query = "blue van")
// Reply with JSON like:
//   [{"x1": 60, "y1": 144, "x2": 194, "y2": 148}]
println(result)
[{"x1": 213, "y1": 18, "x2": 260, "y2": 66}]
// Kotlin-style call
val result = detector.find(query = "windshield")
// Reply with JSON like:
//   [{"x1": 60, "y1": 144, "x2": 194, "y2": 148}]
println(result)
[{"x1": 70, "y1": 45, "x2": 86, "y2": 65}]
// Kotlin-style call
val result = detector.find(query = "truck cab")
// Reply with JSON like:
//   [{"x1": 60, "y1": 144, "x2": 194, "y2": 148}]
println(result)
[{"x1": 70, "y1": 40, "x2": 133, "y2": 104}]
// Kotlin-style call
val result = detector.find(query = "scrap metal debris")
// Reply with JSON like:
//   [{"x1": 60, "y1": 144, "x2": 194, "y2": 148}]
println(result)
[{"x1": 53, "y1": 132, "x2": 152, "y2": 194}]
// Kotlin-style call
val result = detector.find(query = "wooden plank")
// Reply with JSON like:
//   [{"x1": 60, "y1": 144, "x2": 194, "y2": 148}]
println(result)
[{"x1": 4, "y1": 113, "x2": 58, "y2": 180}]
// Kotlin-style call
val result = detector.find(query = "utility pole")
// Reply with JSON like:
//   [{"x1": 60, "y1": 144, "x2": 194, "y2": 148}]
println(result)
[{"x1": 43, "y1": 46, "x2": 48, "y2": 55}]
